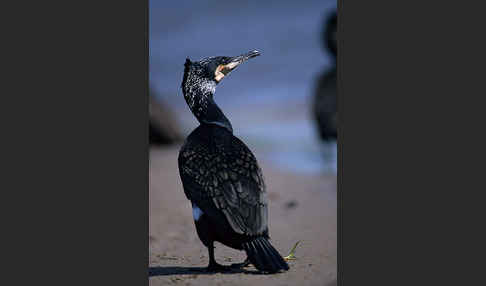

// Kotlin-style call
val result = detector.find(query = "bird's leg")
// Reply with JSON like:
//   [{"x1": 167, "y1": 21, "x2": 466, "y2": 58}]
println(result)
[
  {"x1": 230, "y1": 257, "x2": 251, "y2": 269},
  {"x1": 206, "y1": 243, "x2": 232, "y2": 272}
]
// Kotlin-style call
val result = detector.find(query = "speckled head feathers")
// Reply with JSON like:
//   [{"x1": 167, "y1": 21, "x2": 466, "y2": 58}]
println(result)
[
  {"x1": 180, "y1": 50, "x2": 261, "y2": 126},
  {"x1": 181, "y1": 50, "x2": 261, "y2": 92},
  {"x1": 181, "y1": 57, "x2": 192, "y2": 89}
]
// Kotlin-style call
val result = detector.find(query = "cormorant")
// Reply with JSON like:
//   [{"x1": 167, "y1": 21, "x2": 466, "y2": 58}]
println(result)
[
  {"x1": 178, "y1": 50, "x2": 289, "y2": 273},
  {"x1": 322, "y1": 11, "x2": 337, "y2": 59},
  {"x1": 313, "y1": 68, "x2": 337, "y2": 141},
  {"x1": 314, "y1": 11, "x2": 337, "y2": 141}
]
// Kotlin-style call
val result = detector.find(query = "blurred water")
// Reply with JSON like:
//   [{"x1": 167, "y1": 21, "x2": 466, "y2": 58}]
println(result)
[{"x1": 150, "y1": 0, "x2": 337, "y2": 175}]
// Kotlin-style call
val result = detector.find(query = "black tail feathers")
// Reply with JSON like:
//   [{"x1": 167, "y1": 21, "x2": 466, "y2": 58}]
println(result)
[{"x1": 242, "y1": 237, "x2": 289, "y2": 273}]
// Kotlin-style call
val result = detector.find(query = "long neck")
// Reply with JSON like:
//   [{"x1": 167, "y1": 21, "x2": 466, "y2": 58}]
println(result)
[
  {"x1": 183, "y1": 82, "x2": 233, "y2": 133},
  {"x1": 200, "y1": 98, "x2": 233, "y2": 133}
]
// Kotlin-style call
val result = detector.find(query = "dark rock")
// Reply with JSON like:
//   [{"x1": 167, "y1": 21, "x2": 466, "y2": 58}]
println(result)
[{"x1": 149, "y1": 89, "x2": 183, "y2": 145}]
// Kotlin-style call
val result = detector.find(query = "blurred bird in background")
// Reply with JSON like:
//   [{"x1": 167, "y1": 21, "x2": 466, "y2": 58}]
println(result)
[{"x1": 313, "y1": 10, "x2": 337, "y2": 142}]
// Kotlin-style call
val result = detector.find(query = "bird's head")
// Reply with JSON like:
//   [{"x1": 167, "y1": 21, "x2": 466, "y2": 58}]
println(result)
[
  {"x1": 180, "y1": 50, "x2": 260, "y2": 127},
  {"x1": 181, "y1": 50, "x2": 260, "y2": 95}
]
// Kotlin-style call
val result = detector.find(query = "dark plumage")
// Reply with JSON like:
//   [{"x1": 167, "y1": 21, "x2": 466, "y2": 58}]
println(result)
[
  {"x1": 313, "y1": 68, "x2": 337, "y2": 141},
  {"x1": 322, "y1": 11, "x2": 337, "y2": 58},
  {"x1": 178, "y1": 50, "x2": 289, "y2": 273},
  {"x1": 314, "y1": 10, "x2": 337, "y2": 142}
]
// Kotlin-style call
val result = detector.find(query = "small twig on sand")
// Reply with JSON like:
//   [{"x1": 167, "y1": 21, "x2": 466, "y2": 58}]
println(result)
[{"x1": 284, "y1": 240, "x2": 301, "y2": 261}]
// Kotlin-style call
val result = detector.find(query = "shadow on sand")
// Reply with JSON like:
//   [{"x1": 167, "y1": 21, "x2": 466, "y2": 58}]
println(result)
[{"x1": 149, "y1": 266, "x2": 273, "y2": 277}]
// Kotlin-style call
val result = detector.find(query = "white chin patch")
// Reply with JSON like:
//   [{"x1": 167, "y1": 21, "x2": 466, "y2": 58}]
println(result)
[{"x1": 192, "y1": 205, "x2": 204, "y2": 221}]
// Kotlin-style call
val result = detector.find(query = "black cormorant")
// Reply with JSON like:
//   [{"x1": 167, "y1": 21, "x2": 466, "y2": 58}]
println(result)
[
  {"x1": 314, "y1": 11, "x2": 337, "y2": 141},
  {"x1": 178, "y1": 50, "x2": 289, "y2": 273},
  {"x1": 313, "y1": 68, "x2": 337, "y2": 141},
  {"x1": 322, "y1": 11, "x2": 337, "y2": 59}
]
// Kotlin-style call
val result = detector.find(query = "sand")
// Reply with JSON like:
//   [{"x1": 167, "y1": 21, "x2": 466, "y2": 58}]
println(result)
[{"x1": 149, "y1": 145, "x2": 337, "y2": 286}]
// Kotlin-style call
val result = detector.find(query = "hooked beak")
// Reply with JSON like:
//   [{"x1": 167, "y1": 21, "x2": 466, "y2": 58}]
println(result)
[
  {"x1": 228, "y1": 50, "x2": 261, "y2": 66},
  {"x1": 215, "y1": 50, "x2": 261, "y2": 82}
]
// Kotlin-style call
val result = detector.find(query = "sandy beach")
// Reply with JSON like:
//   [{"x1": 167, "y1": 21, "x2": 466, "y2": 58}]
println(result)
[
  {"x1": 149, "y1": 3, "x2": 337, "y2": 283},
  {"x1": 149, "y1": 145, "x2": 336, "y2": 286}
]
